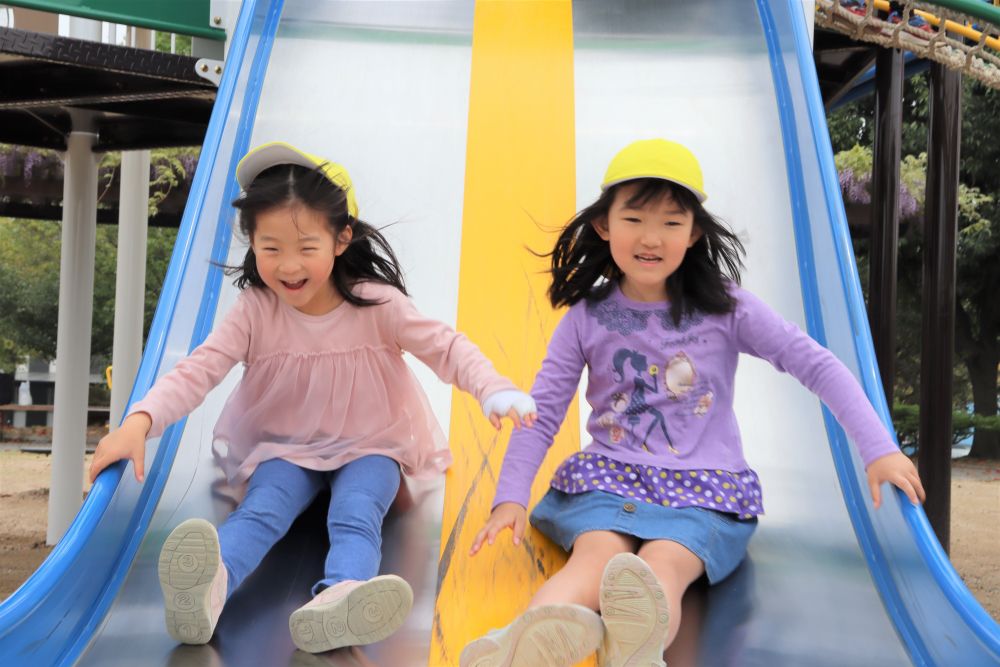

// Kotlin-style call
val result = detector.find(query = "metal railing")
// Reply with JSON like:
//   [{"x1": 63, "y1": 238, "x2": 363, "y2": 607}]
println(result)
[{"x1": 816, "y1": 0, "x2": 1000, "y2": 89}]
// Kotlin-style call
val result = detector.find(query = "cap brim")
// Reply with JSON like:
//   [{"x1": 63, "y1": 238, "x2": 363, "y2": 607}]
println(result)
[
  {"x1": 236, "y1": 143, "x2": 320, "y2": 189},
  {"x1": 601, "y1": 175, "x2": 707, "y2": 203}
]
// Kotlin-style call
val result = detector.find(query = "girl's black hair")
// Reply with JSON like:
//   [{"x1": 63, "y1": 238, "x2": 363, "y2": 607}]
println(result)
[
  {"x1": 547, "y1": 178, "x2": 745, "y2": 325},
  {"x1": 227, "y1": 163, "x2": 407, "y2": 306}
]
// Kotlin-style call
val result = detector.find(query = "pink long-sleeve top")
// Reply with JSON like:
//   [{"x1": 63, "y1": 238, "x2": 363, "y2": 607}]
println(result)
[{"x1": 129, "y1": 281, "x2": 515, "y2": 484}]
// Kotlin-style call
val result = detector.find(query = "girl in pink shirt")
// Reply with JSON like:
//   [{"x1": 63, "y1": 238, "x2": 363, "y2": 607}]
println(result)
[{"x1": 88, "y1": 142, "x2": 536, "y2": 653}]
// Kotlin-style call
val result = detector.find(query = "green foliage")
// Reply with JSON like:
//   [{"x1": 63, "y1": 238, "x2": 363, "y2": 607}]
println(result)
[
  {"x1": 837, "y1": 145, "x2": 988, "y2": 217},
  {"x1": 831, "y1": 75, "x2": 999, "y2": 457},
  {"x1": 827, "y1": 96, "x2": 874, "y2": 151},
  {"x1": 154, "y1": 32, "x2": 192, "y2": 56},
  {"x1": 892, "y1": 403, "x2": 1000, "y2": 451},
  {"x1": 0, "y1": 143, "x2": 190, "y2": 374},
  {"x1": 0, "y1": 209, "x2": 179, "y2": 370},
  {"x1": 0, "y1": 219, "x2": 61, "y2": 368},
  {"x1": 97, "y1": 148, "x2": 195, "y2": 218},
  {"x1": 833, "y1": 143, "x2": 872, "y2": 174}
]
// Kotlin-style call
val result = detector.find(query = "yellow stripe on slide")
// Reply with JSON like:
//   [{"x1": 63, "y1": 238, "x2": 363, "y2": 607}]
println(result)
[{"x1": 431, "y1": 1, "x2": 587, "y2": 665}]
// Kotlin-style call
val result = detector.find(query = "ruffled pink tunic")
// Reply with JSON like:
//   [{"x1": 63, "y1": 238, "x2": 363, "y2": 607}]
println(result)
[{"x1": 130, "y1": 282, "x2": 515, "y2": 484}]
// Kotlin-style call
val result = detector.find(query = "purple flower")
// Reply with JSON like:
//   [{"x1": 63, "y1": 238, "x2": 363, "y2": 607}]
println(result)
[
  {"x1": 898, "y1": 188, "x2": 919, "y2": 218},
  {"x1": 23, "y1": 150, "x2": 43, "y2": 185},
  {"x1": 839, "y1": 167, "x2": 872, "y2": 205},
  {"x1": 181, "y1": 154, "x2": 197, "y2": 177},
  {"x1": 839, "y1": 166, "x2": 921, "y2": 218}
]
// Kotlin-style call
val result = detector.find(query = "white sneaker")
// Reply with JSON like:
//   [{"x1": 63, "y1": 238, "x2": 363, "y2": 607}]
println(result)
[
  {"x1": 460, "y1": 603, "x2": 604, "y2": 667},
  {"x1": 598, "y1": 553, "x2": 669, "y2": 667},
  {"x1": 288, "y1": 575, "x2": 413, "y2": 653},
  {"x1": 158, "y1": 518, "x2": 228, "y2": 645}
]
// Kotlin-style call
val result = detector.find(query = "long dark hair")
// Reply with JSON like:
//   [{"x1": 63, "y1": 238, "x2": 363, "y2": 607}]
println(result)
[
  {"x1": 227, "y1": 163, "x2": 407, "y2": 306},
  {"x1": 548, "y1": 178, "x2": 744, "y2": 324}
]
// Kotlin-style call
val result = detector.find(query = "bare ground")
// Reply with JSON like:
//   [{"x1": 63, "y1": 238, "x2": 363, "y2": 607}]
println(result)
[{"x1": 0, "y1": 444, "x2": 998, "y2": 623}]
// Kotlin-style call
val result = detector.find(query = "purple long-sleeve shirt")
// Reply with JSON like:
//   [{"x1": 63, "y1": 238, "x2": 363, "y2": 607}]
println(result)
[{"x1": 493, "y1": 283, "x2": 900, "y2": 510}]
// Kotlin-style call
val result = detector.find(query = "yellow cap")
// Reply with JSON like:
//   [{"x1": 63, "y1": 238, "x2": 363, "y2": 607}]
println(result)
[
  {"x1": 602, "y1": 139, "x2": 707, "y2": 203},
  {"x1": 236, "y1": 141, "x2": 359, "y2": 217}
]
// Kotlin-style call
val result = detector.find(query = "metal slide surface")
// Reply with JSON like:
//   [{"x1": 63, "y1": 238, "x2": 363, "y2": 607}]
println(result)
[{"x1": 1, "y1": 1, "x2": 998, "y2": 665}]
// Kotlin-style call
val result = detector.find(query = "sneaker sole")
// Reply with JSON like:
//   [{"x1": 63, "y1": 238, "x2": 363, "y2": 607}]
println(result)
[
  {"x1": 158, "y1": 518, "x2": 221, "y2": 645},
  {"x1": 289, "y1": 575, "x2": 413, "y2": 653},
  {"x1": 599, "y1": 553, "x2": 669, "y2": 667},
  {"x1": 459, "y1": 604, "x2": 604, "y2": 667}
]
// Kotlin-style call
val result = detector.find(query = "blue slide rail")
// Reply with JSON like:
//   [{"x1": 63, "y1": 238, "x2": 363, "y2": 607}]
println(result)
[
  {"x1": 0, "y1": 0, "x2": 283, "y2": 664},
  {"x1": 759, "y1": 0, "x2": 1000, "y2": 664}
]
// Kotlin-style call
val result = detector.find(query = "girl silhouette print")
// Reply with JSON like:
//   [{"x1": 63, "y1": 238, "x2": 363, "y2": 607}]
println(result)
[{"x1": 611, "y1": 348, "x2": 675, "y2": 453}]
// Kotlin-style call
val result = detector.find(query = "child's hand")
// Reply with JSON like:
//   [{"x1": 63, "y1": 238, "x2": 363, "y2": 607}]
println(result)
[
  {"x1": 88, "y1": 412, "x2": 152, "y2": 483},
  {"x1": 469, "y1": 502, "x2": 527, "y2": 555},
  {"x1": 866, "y1": 451, "x2": 925, "y2": 509},
  {"x1": 481, "y1": 390, "x2": 538, "y2": 430}
]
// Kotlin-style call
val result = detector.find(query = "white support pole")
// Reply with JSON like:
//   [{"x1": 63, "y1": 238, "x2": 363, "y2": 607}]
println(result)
[
  {"x1": 67, "y1": 15, "x2": 101, "y2": 42},
  {"x1": 109, "y1": 150, "x2": 150, "y2": 431},
  {"x1": 801, "y1": 0, "x2": 816, "y2": 46},
  {"x1": 47, "y1": 111, "x2": 98, "y2": 545}
]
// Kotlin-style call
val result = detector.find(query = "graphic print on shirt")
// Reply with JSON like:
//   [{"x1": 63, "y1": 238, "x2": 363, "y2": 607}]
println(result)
[
  {"x1": 610, "y1": 348, "x2": 675, "y2": 453},
  {"x1": 589, "y1": 300, "x2": 652, "y2": 336},
  {"x1": 596, "y1": 392, "x2": 631, "y2": 445},
  {"x1": 663, "y1": 351, "x2": 695, "y2": 398},
  {"x1": 661, "y1": 351, "x2": 714, "y2": 418},
  {"x1": 587, "y1": 297, "x2": 716, "y2": 454},
  {"x1": 588, "y1": 298, "x2": 705, "y2": 336},
  {"x1": 694, "y1": 390, "x2": 714, "y2": 416}
]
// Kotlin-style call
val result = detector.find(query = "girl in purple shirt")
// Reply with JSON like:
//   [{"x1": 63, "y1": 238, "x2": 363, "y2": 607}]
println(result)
[{"x1": 461, "y1": 139, "x2": 925, "y2": 667}]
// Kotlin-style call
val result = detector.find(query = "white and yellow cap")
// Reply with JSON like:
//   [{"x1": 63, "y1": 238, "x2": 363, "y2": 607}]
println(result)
[
  {"x1": 602, "y1": 138, "x2": 707, "y2": 203},
  {"x1": 236, "y1": 141, "x2": 359, "y2": 217}
]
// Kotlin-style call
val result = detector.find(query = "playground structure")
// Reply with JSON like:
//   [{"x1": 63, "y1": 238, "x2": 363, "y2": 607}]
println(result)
[
  {"x1": 1, "y1": 1, "x2": 999, "y2": 665},
  {"x1": 816, "y1": 0, "x2": 1000, "y2": 90}
]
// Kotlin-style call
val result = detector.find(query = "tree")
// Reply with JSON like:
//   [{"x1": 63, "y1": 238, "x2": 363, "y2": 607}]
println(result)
[
  {"x1": 0, "y1": 219, "x2": 177, "y2": 369},
  {"x1": 829, "y1": 75, "x2": 1000, "y2": 458},
  {"x1": 0, "y1": 146, "x2": 194, "y2": 372},
  {"x1": 954, "y1": 82, "x2": 1000, "y2": 458},
  {"x1": 154, "y1": 32, "x2": 192, "y2": 56}
]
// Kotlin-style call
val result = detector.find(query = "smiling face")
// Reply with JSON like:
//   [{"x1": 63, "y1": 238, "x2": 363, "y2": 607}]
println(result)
[
  {"x1": 594, "y1": 181, "x2": 702, "y2": 302},
  {"x1": 251, "y1": 203, "x2": 352, "y2": 315}
]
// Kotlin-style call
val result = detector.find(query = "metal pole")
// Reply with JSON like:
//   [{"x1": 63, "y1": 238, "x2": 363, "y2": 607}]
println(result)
[
  {"x1": 868, "y1": 47, "x2": 902, "y2": 406},
  {"x1": 47, "y1": 111, "x2": 98, "y2": 545},
  {"x1": 109, "y1": 150, "x2": 150, "y2": 431},
  {"x1": 109, "y1": 27, "x2": 153, "y2": 431},
  {"x1": 919, "y1": 62, "x2": 961, "y2": 552}
]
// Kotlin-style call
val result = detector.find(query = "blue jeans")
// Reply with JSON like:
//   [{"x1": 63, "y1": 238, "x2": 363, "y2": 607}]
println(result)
[{"x1": 218, "y1": 455, "x2": 401, "y2": 597}]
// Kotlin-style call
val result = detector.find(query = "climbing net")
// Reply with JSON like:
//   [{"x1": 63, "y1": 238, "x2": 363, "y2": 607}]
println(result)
[{"x1": 815, "y1": 0, "x2": 1000, "y2": 89}]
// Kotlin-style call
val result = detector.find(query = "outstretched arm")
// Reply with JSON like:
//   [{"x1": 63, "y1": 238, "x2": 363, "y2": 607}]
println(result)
[
  {"x1": 490, "y1": 307, "x2": 586, "y2": 511},
  {"x1": 468, "y1": 308, "x2": 586, "y2": 553},
  {"x1": 734, "y1": 289, "x2": 923, "y2": 508},
  {"x1": 89, "y1": 295, "x2": 252, "y2": 481},
  {"x1": 390, "y1": 291, "x2": 536, "y2": 427}
]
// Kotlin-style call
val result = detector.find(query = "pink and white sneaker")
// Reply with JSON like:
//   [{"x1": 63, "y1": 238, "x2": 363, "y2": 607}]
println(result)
[
  {"x1": 158, "y1": 518, "x2": 228, "y2": 645},
  {"x1": 288, "y1": 575, "x2": 413, "y2": 653},
  {"x1": 460, "y1": 603, "x2": 605, "y2": 667},
  {"x1": 598, "y1": 553, "x2": 670, "y2": 667}
]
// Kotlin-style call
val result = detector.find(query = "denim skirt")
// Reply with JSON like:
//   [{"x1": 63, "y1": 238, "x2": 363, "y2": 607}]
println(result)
[{"x1": 529, "y1": 488, "x2": 757, "y2": 584}]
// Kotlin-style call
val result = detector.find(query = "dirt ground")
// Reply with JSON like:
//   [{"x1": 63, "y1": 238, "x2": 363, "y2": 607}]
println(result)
[{"x1": 1, "y1": 444, "x2": 998, "y2": 622}]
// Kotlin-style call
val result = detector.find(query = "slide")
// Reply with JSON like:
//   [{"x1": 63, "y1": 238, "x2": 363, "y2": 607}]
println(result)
[{"x1": 1, "y1": 1, "x2": 998, "y2": 665}]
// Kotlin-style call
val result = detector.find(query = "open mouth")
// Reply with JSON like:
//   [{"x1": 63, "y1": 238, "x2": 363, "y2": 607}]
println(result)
[
  {"x1": 281, "y1": 279, "x2": 307, "y2": 291},
  {"x1": 634, "y1": 254, "x2": 662, "y2": 264}
]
